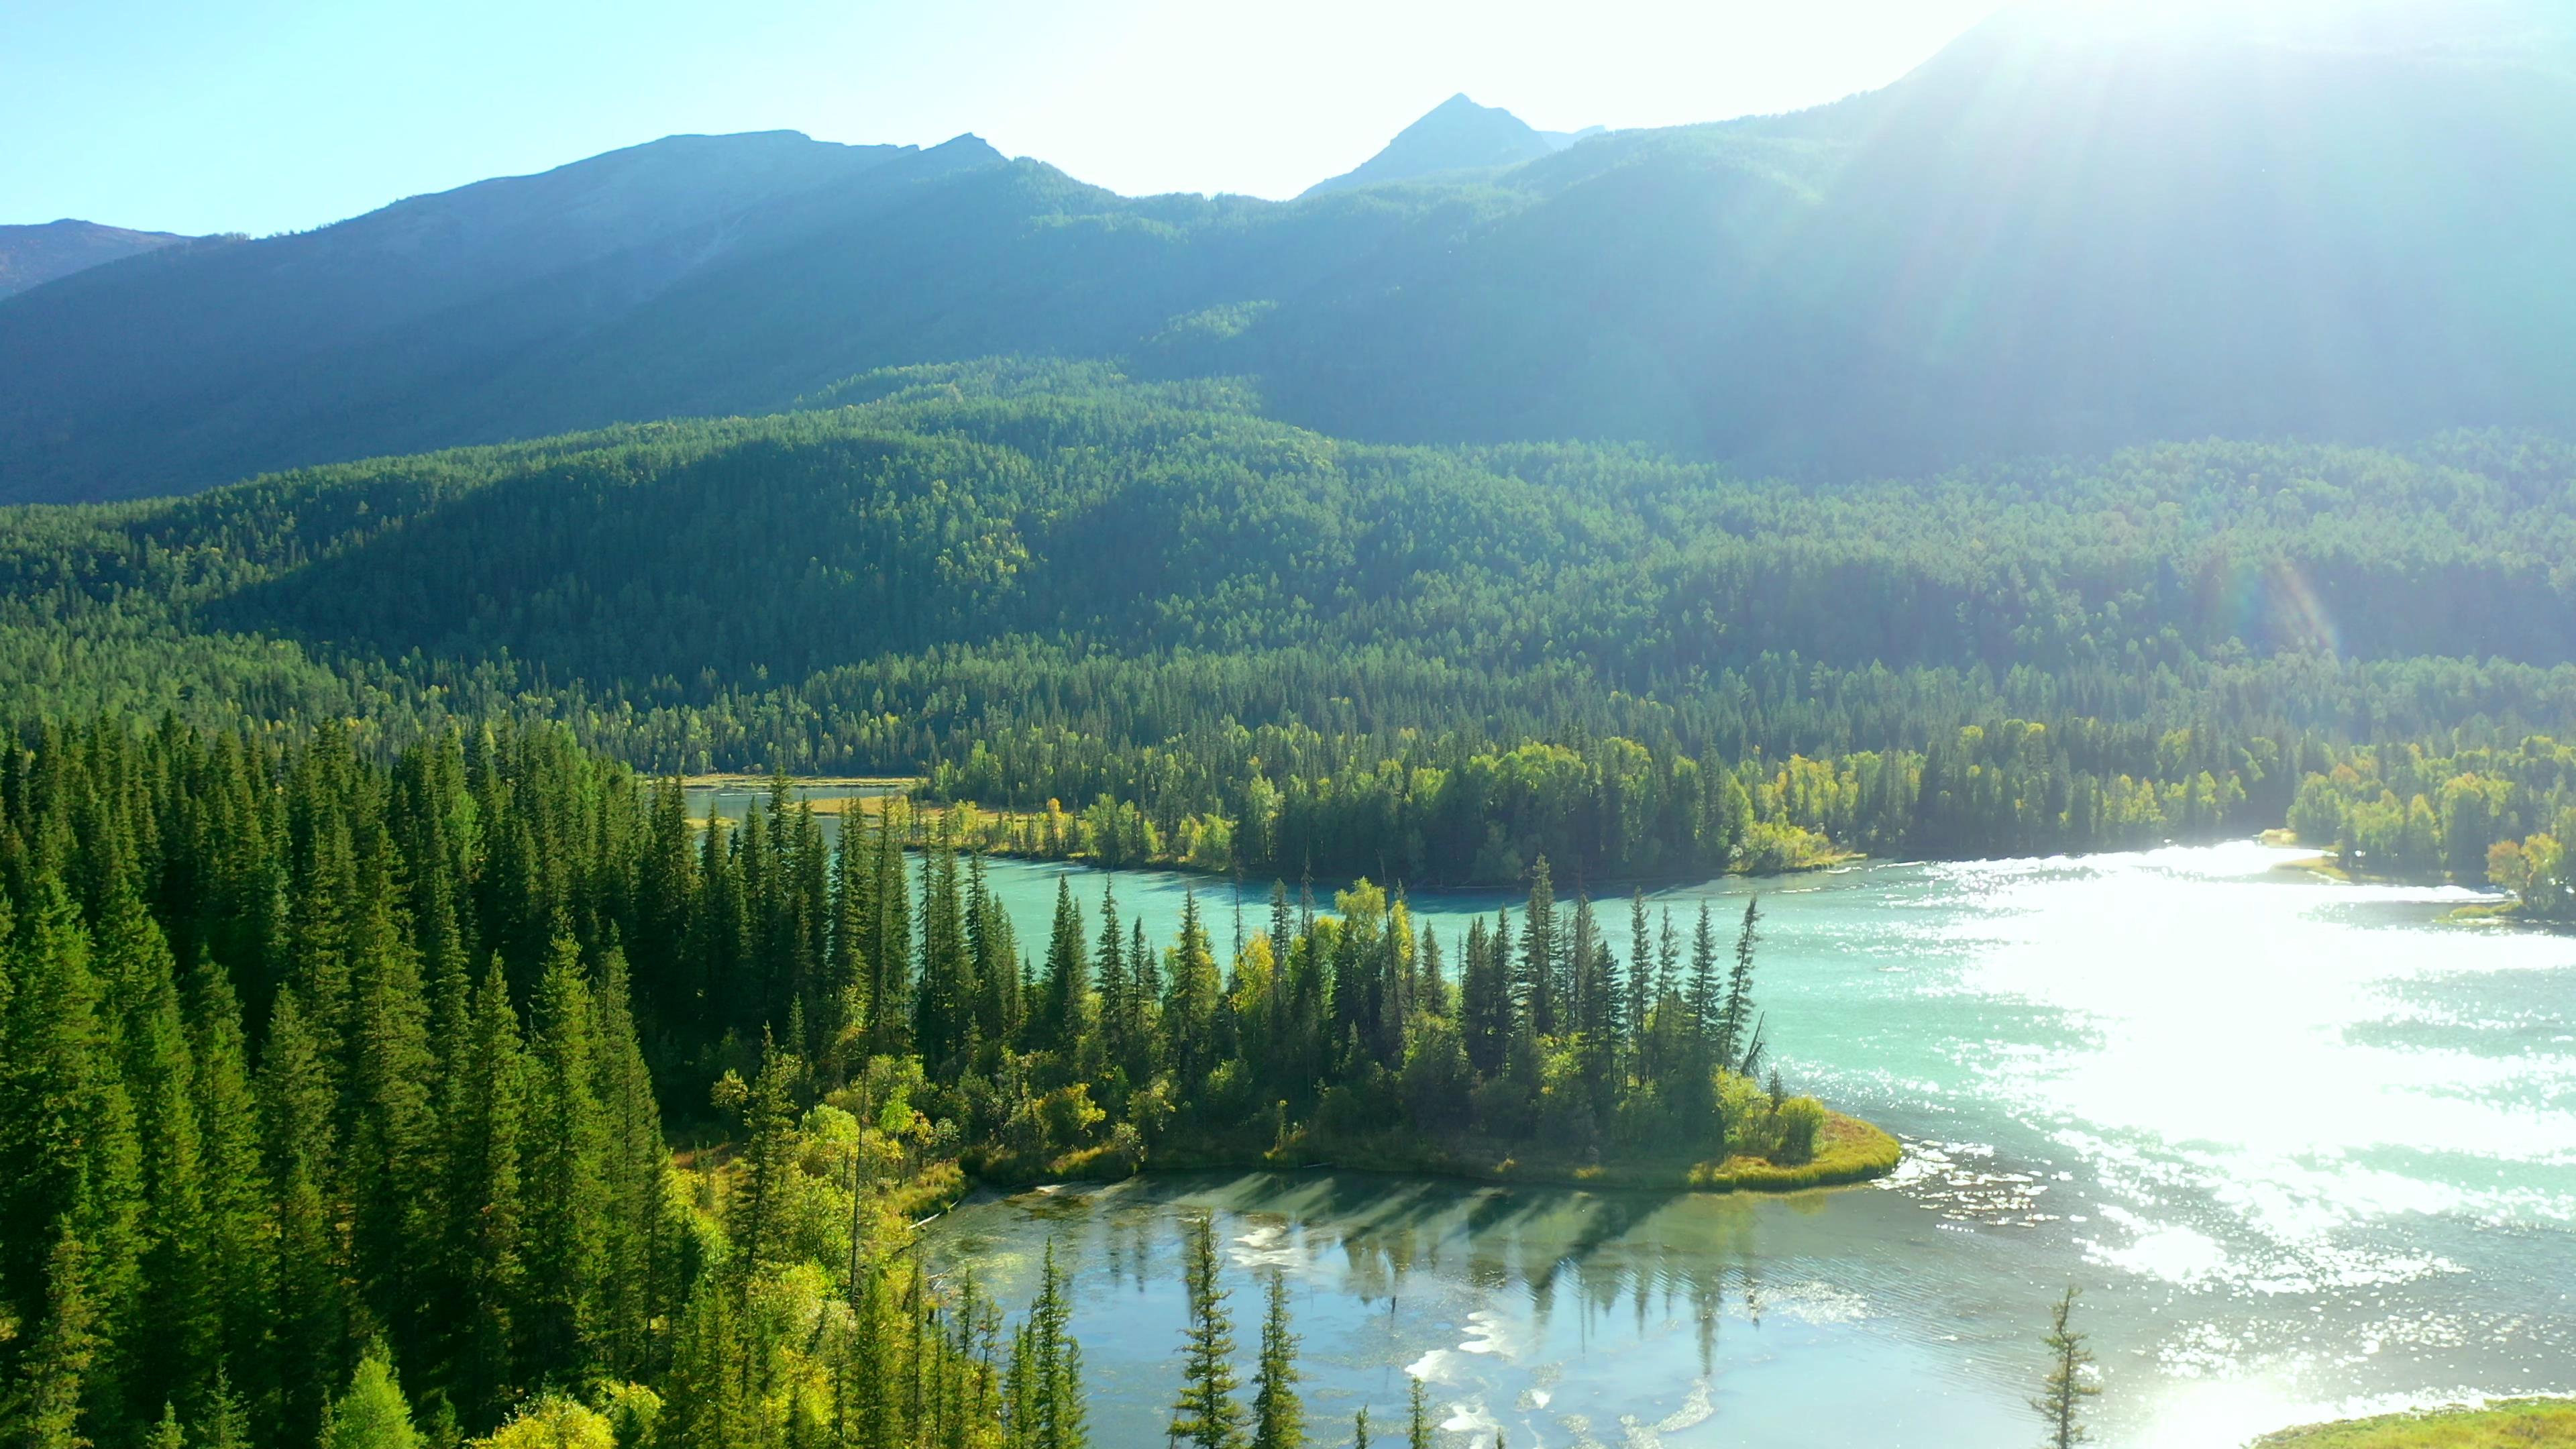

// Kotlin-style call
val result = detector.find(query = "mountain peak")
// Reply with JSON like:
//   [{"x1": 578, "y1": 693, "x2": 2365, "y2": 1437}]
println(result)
[
  {"x1": 1299, "y1": 93, "x2": 1575, "y2": 199},
  {"x1": 0, "y1": 219, "x2": 191, "y2": 300}
]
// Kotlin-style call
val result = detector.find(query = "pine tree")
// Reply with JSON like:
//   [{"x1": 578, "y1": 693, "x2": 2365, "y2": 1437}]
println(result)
[
  {"x1": 101, "y1": 892, "x2": 219, "y2": 1415},
  {"x1": 195, "y1": 1368, "x2": 250, "y2": 1449},
  {"x1": 1519, "y1": 859, "x2": 1556, "y2": 1036},
  {"x1": 1249, "y1": 1271, "x2": 1304, "y2": 1449},
  {"x1": 1092, "y1": 883, "x2": 1127, "y2": 1080},
  {"x1": 182, "y1": 957, "x2": 268, "y2": 1403},
  {"x1": 1350, "y1": 1405, "x2": 1369, "y2": 1449},
  {"x1": 519, "y1": 937, "x2": 607, "y2": 1385},
  {"x1": 443, "y1": 958, "x2": 525, "y2": 1424},
  {"x1": 15, "y1": 1224, "x2": 101, "y2": 1449},
  {"x1": 321, "y1": 1343, "x2": 421, "y2": 1449},
  {"x1": 589, "y1": 946, "x2": 668, "y2": 1383},
  {"x1": 1167, "y1": 1214, "x2": 1244, "y2": 1449},
  {"x1": 1714, "y1": 898, "x2": 1760, "y2": 1070},
  {"x1": 1011, "y1": 1242, "x2": 1085, "y2": 1449},
  {"x1": 1625, "y1": 891, "x2": 1652, "y2": 1065},
  {"x1": 1406, "y1": 1377, "x2": 1430, "y2": 1449},
  {"x1": 2031, "y1": 1287, "x2": 2099, "y2": 1449},
  {"x1": 1685, "y1": 904, "x2": 1719, "y2": 1046},
  {"x1": 260, "y1": 989, "x2": 344, "y2": 1444},
  {"x1": 0, "y1": 879, "x2": 144, "y2": 1433},
  {"x1": 344, "y1": 843, "x2": 440, "y2": 1377},
  {"x1": 1036, "y1": 878, "x2": 1086, "y2": 1054}
]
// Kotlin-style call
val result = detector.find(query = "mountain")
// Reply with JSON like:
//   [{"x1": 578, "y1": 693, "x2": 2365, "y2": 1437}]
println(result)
[
  {"x1": 3, "y1": 0, "x2": 2572, "y2": 503},
  {"x1": 0, "y1": 219, "x2": 191, "y2": 299},
  {"x1": 0, "y1": 130, "x2": 996, "y2": 500},
  {"x1": 1298, "y1": 93, "x2": 1570, "y2": 197}
]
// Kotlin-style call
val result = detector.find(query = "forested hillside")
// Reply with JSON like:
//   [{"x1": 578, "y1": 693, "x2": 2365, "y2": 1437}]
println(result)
[
  {"x1": 3, "y1": 363, "x2": 2575, "y2": 885},
  {"x1": 5, "y1": 0, "x2": 2573, "y2": 500}
]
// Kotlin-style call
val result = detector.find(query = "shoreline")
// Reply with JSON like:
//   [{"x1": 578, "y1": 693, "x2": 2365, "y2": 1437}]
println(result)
[
  {"x1": 2250, "y1": 1397, "x2": 2576, "y2": 1446},
  {"x1": 971, "y1": 1110, "x2": 1903, "y2": 1197}
]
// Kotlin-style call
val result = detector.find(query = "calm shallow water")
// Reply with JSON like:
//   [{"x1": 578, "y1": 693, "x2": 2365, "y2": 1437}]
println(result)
[{"x1": 926, "y1": 843, "x2": 2576, "y2": 1446}]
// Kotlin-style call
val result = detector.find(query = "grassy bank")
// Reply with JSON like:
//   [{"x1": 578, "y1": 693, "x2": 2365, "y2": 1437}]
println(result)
[
  {"x1": 2253, "y1": 1399, "x2": 2576, "y2": 1446},
  {"x1": 977, "y1": 1110, "x2": 1902, "y2": 1195}
]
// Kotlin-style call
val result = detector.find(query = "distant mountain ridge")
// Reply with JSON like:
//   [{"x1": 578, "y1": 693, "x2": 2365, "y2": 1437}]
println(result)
[
  {"x1": 3, "y1": 0, "x2": 2572, "y2": 502},
  {"x1": 1299, "y1": 93, "x2": 1595, "y2": 197},
  {"x1": 0, "y1": 219, "x2": 192, "y2": 299}
]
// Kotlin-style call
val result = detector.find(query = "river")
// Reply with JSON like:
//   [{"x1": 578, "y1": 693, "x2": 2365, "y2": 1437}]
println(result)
[{"x1": 906, "y1": 842, "x2": 2573, "y2": 1446}]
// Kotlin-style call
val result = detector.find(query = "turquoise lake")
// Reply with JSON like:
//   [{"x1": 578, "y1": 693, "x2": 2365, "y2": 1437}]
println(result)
[{"x1": 915, "y1": 843, "x2": 2573, "y2": 1446}]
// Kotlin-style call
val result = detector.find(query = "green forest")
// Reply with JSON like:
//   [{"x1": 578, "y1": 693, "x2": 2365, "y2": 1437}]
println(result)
[
  {"x1": 0, "y1": 716, "x2": 1839, "y2": 1446},
  {"x1": 9, "y1": 360, "x2": 2576, "y2": 1449},
  {"x1": 3, "y1": 365, "x2": 2575, "y2": 898}
]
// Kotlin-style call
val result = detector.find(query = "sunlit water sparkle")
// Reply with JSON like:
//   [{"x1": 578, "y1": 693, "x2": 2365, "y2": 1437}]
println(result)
[{"x1": 924, "y1": 843, "x2": 2575, "y2": 1446}]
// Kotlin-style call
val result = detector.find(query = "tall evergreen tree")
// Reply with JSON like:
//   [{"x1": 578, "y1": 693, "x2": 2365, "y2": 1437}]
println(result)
[
  {"x1": 1519, "y1": 859, "x2": 1557, "y2": 1037},
  {"x1": 1167, "y1": 1214, "x2": 1244, "y2": 1449},
  {"x1": 320, "y1": 1344, "x2": 420, "y2": 1449},
  {"x1": 259, "y1": 989, "x2": 343, "y2": 1444},
  {"x1": 1250, "y1": 1271, "x2": 1304, "y2": 1449},
  {"x1": 1713, "y1": 898, "x2": 1760, "y2": 1070},
  {"x1": 443, "y1": 958, "x2": 525, "y2": 1424},
  {"x1": 519, "y1": 937, "x2": 607, "y2": 1387}
]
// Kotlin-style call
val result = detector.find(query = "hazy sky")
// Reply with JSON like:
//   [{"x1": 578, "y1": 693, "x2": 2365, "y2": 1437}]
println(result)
[{"x1": 5, "y1": 0, "x2": 2007, "y2": 236}]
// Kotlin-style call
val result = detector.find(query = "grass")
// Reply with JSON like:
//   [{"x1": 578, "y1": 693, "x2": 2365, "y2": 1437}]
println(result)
[{"x1": 2253, "y1": 1400, "x2": 2576, "y2": 1447}]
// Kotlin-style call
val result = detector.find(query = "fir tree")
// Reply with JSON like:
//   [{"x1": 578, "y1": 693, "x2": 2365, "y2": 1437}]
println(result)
[
  {"x1": 1519, "y1": 859, "x2": 1556, "y2": 1036},
  {"x1": 1250, "y1": 1271, "x2": 1304, "y2": 1449},
  {"x1": 2031, "y1": 1287, "x2": 2100, "y2": 1449},
  {"x1": 1685, "y1": 904, "x2": 1719, "y2": 1046},
  {"x1": 15, "y1": 1225, "x2": 101, "y2": 1449},
  {"x1": 444, "y1": 958, "x2": 525, "y2": 1424},
  {"x1": 1714, "y1": 898, "x2": 1760, "y2": 1070},
  {"x1": 1168, "y1": 1214, "x2": 1244, "y2": 1449},
  {"x1": 259, "y1": 989, "x2": 343, "y2": 1443},
  {"x1": 321, "y1": 1343, "x2": 421, "y2": 1449},
  {"x1": 519, "y1": 938, "x2": 608, "y2": 1387}
]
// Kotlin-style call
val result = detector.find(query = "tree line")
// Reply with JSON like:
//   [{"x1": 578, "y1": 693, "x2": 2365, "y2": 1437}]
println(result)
[{"x1": 3, "y1": 384, "x2": 2576, "y2": 885}]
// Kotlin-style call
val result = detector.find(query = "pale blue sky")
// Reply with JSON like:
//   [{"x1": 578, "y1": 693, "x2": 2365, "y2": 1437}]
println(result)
[{"x1": 4, "y1": 0, "x2": 2006, "y2": 236}]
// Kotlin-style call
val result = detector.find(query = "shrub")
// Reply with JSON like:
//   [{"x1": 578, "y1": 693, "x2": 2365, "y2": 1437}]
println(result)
[{"x1": 1772, "y1": 1097, "x2": 1827, "y2": 1165}]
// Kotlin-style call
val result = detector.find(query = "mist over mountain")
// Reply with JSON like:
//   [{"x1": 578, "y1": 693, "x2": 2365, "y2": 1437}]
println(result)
[
  {"x1": 0, "y1": 219, "x2": 192, "y2": 299},
  {"x1": 2, "y1": 0, "x2": 2570, "y2": 502}
]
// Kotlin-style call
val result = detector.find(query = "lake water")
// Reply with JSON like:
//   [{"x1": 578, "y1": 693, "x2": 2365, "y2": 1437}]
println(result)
[{"x1": 922, "y1": 843, "x2": 2575, "y2": 1447}]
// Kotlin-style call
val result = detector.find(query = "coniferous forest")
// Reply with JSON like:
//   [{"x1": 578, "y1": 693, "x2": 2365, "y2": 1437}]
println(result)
[
  {"x1": 3, "y1": 366, "x2": 2576, "y2": 892},
  {"x1": 0, "y1": 716, "x2": 1835, "y2": 1446}
]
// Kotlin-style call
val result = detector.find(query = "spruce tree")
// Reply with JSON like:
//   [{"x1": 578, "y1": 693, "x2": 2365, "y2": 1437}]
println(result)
[
  {"x1": 2031, "y1": 1287, "x2": 2099, "y2": 1449},
  {"x1": 1685, "y1": 905, "x2": 1719, "y2": 1046},
  {"x1": 183, "y1": 957, "x2": 268, "y2": 1400},
  {"x1": 443, "y1": 958, "x2": 525, "y2": 1424},
  {"x1": 15, "y1": 1225, "x2": 101, "y2": 1449},
  {"x1": 519, "y1": 937, "x2": 607, "y2": 1385},
  {"x1": 1407, "y1": 1377, "x2": 1430, "y2": 1449},
  {"x1": 345, "y1": 846, "x2": 440, "y2": 1376},
  {"x1": 321, "y1": 1343, "x2": 421, "y2": 1449},
  {"x1": 260, "y1": 989, "x2": 343, "y2": 1443},
  {"x1": 1037, "y1": 878, "x2": 1086, "y2": 1053},
  {"x1": 1714, "y1": 898, "x2": 1760, "y2": 1071},
  {"x1": 1250, "y1": 1271, "x2": 1304, "y2": 1449},
  {"x1": 589, "y1": 945, "x2": 667, "y2": 1382},
  {"x1": 1519, "y1": 859, "x2": 1556, "y2": 1036},
  {"x1": 1167, "y1": 1214, "x2": 1244, "y2": 1449}
]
